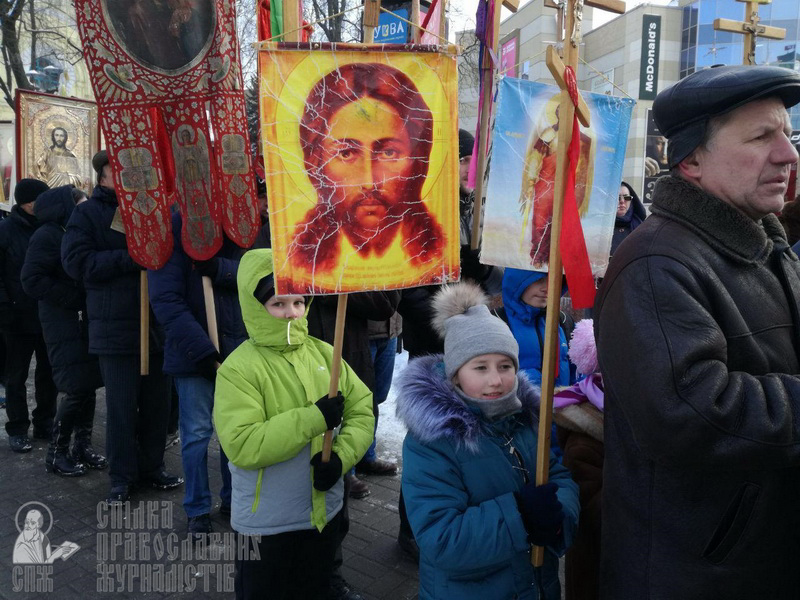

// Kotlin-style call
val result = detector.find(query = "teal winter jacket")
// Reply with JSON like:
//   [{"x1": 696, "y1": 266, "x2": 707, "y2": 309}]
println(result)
[{"x1": 396, "y1": 355, "x2": 580, "y2": 600}]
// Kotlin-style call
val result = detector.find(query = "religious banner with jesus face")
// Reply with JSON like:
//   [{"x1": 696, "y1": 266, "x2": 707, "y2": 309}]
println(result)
[
  {"x1": 481, "y1": 77, "x2": 635, "y2": 277},
  {"x1": 259, "y1": 44, "x2": 460, "y2": 295},
  {"x1": 74, "y1": 0, "x2": 260, "y2": 268}
]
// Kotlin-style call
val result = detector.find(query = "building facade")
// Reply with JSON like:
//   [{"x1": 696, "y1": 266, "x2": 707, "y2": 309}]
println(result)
[{"x1": 459, "y1": 0, "x2": 800, "y2": 202}]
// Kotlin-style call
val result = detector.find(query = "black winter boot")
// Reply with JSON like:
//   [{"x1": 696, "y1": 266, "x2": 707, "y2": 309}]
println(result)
[
  {"x1": 72, "y1": 437, "x2": 108, "y2": 470},
  {"x1": 46, "y1": 422, "x2": 87, "y2": 477}
]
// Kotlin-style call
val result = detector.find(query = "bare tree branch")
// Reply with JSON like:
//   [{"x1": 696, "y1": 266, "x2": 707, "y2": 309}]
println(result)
[{"x1": 21, "y1": 20, "x2": 82, "y2": 56}]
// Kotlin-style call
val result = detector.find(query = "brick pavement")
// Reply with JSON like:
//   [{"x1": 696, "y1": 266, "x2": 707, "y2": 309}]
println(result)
[{"x1": 0, "y1": 370, "x2": 419, "y2": 600}]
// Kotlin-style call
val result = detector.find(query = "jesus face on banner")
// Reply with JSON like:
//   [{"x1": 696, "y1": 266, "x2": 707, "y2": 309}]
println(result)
[
  {"x1": 291, "y1": 63, "x2": 443, "y2": 275},
  {"x1": 103, "y1": 0, "x2": 216, "y2": 73},
  {"x1": 259, "y1": 50, "x2": 460, "y2": 295}
]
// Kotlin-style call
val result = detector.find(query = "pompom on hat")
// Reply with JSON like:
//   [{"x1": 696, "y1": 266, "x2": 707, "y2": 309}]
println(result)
[
  {"x1": 568, "y1": 319, "x2": 598, "y2": 375},
  {"x1": 432, "y1": 281, "x2": 520, "y2": 379}
]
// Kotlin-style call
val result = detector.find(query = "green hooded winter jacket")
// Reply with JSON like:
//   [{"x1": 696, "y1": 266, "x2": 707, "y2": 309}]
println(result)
[{"x1": 213, "y1": 249, "x2": 374, "y2": 533}]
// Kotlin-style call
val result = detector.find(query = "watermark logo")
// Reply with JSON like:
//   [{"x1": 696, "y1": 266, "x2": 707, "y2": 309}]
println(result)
[
  {"x1": 95, "y1": 500, "x2": 259, "y2": 593},
  {"x1": 12, "y1": 501, "x2": 80, "y2": 593}
]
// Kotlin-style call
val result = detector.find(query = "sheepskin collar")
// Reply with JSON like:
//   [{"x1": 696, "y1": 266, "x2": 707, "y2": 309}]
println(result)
[
  {"x1": 396, "y1": 354, "x2": 541, "y2": 453},
  {"x1": 650, "y1": 175, "x2": 788, "y2": 265},
  {"x1": 554, "y1": 404, "x2": 604, "y2": 443}
]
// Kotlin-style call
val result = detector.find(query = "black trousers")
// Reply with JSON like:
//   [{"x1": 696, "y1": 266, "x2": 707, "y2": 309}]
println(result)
[
  {"x1": 235, "y1": 509, "x2": 343, "y2": 600},
  {"x1": 329, "y1": 473, "x2": 351, "y2": 590},
  {"x1": 98, "y1": 353, "x2": 170, "y2": 487},
  {"x1": 53, "y1": 390, "x2": 97, "y2": 445},
  {"x1": 4, "y1": 332, "x2": 57, "y2": 436}
]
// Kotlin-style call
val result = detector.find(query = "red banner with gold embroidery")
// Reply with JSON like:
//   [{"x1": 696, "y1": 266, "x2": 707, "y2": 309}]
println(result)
[{"x1": 75, "y1": 0, "x2": 259, "y2": 268}]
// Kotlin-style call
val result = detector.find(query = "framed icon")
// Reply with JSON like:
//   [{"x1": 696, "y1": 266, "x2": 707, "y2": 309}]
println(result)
[{"x1": 16, "y1": 89, "x2": 99, "y2": 195}]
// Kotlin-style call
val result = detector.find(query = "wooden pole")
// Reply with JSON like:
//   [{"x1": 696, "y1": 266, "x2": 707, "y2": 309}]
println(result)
[
  {"x1": 470, "y1": 0, "x2": 503, "y2": 249},
  {"x1": 411, "y1": 0, "x2": 421, "y2": 43},
  {"x1": 439, "y1": 0, "x2": 448, "y2": 40},
  {"x1": 202, "y1": 276, "x2": 220, "y2": 353},
  {"x1": 531, "y1": 5, "x2": 581, "y2": 569},
  {"x1": 140, "y1": 271, "x2": 149, "y2": 376},
  {"x1": 321, "y1": 295, "x2": 348, "y2": 462},
  {"x1": 364, "y1": 0, "x2": 380, "y2": 43},
  {"x1": 282, "y1": 0, "x2": 300, "y2": 40},
  {"x1": 531, "y1": 57, "x2": 575, "y2": 567}
]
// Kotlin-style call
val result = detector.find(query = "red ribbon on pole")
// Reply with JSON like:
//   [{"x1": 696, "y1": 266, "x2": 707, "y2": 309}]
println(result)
[{"x1": 560, "y1": 67, "x2": 596, "y2": 310}]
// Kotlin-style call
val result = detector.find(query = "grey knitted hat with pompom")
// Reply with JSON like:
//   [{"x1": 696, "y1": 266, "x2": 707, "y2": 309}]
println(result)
[{"x1": 431, "y1": 281, "x2": 520, "y2": 380}]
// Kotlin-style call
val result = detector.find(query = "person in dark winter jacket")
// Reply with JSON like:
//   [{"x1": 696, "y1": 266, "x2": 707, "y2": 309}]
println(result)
[
  {"x1": 596, "y1": 66, "x2": 800, "y2": 599},
  {"x1": 609, "y1": 181, "x2": 646, "y2": 257},
  {"x1": 0, "y1": 178, "x2": 58, "y2": 453},
  {"x1": 397, "y1": 282, "x2": 579, "y2": 600},
  {"x1": 21, "y1": 185, "x2": 105, "y2": 476},
  {"x1": 62, "y1": 151, "x2": 181, "y2": 503},
  {"x1": 148, "y1": 212, "x2": 247, "y2": 540}
]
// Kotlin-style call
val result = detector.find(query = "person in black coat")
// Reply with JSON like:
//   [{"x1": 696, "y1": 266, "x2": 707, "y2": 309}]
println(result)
[
  {"x1": 0, "y1": 179, "x2": 58, "y2": 453},
  {"x1": 149, "y1": 212, "x2": 248, "y2": 539},
  {"x1": 62, "y1": 151, "x2": 181, "y2": 503},
  {"x1": 21, "y1": 185, "x2": 105, "y2": 476}
]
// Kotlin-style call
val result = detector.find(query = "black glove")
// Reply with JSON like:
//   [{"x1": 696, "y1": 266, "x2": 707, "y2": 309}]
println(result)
[
  {"x1": 310, "y1": 451, "x2": 343, "y2": 492},
  {"x1": 315, "y1": 392, "x2": 344, "y2": 430},
  {"x1": 514, "y1": 481, "x2": 565, "y2": 547},
  {"x1": 194, "y1": 258, "x2": 219, "y2": 279},
  {"x1": 460, "y1": 245, "x2": 491, "y2": 282},
  {"x1": 196, "y1": 352, "x2": 221, "y2": 382}
]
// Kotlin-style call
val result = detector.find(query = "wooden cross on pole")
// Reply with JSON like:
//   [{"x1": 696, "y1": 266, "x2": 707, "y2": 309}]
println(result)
[
  {"x1": 714, "y1": 0, "x2": 785, "y2": 66},
  {"x1": 530, "y1": 0, "x2": 623, "y2": 568},
  {"x1": 544, "y1": 0, "x2": 565, "y2": 47}
]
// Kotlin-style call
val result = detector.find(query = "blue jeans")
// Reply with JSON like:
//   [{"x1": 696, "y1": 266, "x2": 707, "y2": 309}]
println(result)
[
  {"x1": 363, "y1": 337, "x2": 397, "y2": 462},
  {"x1": 174, "y1": 376, "x2": 232, "y2": 517}
]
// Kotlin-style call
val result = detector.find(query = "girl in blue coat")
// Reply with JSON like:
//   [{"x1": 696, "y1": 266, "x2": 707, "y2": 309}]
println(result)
[{"x1": 397, "y1": 282, "x2": 579, "y2": 600}]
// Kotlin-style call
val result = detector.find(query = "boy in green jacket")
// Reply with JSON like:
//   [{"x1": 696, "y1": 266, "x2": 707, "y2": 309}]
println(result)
[{"x1": 213, "y1": 249, "x2": 374, "y2": 600}]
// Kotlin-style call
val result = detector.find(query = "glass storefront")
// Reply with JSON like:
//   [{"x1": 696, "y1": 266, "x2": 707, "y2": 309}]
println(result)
[{"x1": 681, "y1": 0, "x2": 800, "y2": 127}]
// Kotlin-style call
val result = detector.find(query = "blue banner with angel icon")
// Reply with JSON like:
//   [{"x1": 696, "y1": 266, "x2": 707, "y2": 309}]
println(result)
[{"x1": 481, "y1": 77, "x2": 635, "y2": 277}]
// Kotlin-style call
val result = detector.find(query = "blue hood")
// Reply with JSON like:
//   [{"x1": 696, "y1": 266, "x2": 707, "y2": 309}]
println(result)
[
  {"x1": 502, "y1": 268, "x2": 549, "y2": 324},
  {"x1": 501, "y1": 268, "x2": 572, "y2": 387}
]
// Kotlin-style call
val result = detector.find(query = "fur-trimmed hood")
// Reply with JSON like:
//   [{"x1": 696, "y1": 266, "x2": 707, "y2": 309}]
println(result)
[{"x1": 396, "y1": 354, "x2": 541, "y2": 453}]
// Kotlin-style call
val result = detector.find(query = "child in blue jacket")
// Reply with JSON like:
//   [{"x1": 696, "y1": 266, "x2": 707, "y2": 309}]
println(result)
[
  {"x1": 396, "y1": 282, "x2": 579, "y2": 600},
  {"x1": 501, "y1": 268, "x2": 576, "y2": 387}
]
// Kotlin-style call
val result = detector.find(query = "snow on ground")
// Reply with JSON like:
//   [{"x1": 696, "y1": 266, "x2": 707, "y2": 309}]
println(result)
[{"x1": 373, "y1": 350, "x2": 409, "y2": 465}]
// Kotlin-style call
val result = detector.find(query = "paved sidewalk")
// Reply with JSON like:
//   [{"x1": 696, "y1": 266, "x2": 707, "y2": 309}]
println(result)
[{"x1": 0, "y1": 361, "x2": 418, "y2": 600}]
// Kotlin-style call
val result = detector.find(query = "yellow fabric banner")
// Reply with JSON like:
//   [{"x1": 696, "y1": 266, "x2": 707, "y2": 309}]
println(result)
[{"x1": 259, "y1": 44, "x2": 460, "y2": 295}]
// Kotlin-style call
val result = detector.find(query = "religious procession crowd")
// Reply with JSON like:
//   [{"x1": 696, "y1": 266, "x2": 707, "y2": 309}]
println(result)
[{"x1": 4, "y1": 61, "x2": 800, "y2": 600}]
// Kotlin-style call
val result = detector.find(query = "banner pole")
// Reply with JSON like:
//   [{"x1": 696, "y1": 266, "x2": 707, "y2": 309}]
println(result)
[
  {"x1": 202, "y1": 275, "x2": 220, "y2": 352},
  {"x1": 140, "y1": 272, "x2": 149, "y2": 376}
]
